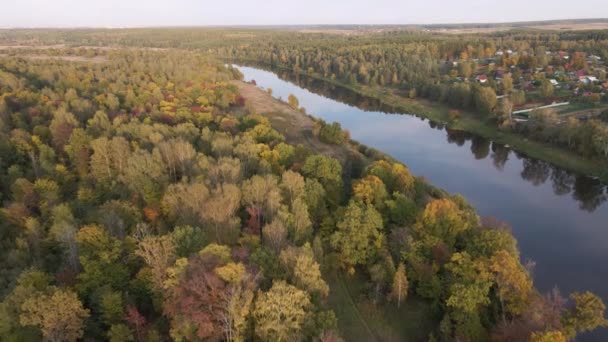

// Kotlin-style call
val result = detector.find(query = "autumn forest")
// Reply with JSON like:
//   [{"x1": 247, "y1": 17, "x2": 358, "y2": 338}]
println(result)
[{"x1": 0, "y1": 27, "x2": 607, "y2": 342}]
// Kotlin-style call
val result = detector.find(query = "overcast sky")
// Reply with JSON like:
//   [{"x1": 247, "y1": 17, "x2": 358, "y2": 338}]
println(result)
[{"x1": 2, "y1": 0, "x2": 607, "y2": 27}]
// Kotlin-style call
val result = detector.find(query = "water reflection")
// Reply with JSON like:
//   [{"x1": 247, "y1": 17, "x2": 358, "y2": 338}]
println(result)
[
  {"x1": 258, "y1": 65, "x2": 608, "y2": 213},
  {"x1": 491, "y1": 142, "x2": 510, "y2": 171}
]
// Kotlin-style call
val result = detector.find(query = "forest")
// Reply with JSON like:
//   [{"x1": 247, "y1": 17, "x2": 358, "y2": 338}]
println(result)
[
  {"x1": 0, "y1": 37, "x2": 607, "y2": 341},
  {"x1": 2, "y1": 28, "x2": 607, "y2": 180}
]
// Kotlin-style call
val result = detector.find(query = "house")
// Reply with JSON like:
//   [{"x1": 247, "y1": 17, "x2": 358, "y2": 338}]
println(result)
[
  {"x1": 476, "y1": 75, "x2": 488, "y2": 83},
  {"x1": 496, "y1": 51, "x2": 504, "y2": 56},
  {"x1": 580, "y1": 76, "x2": 598, "y2": 85},
  {"x1": 550, "y1": 79, "x2": 559, "y2": 86},
  {"x1": 602, "y1": 82, "x2": 608, "y2": 90},
  {"x1": 558, "y1": 51, "x2": 569, "y2": 59}
]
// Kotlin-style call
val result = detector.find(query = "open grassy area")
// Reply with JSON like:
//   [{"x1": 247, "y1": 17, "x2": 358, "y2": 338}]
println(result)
[{"x1": 326, "y1": 271, "x2": 437, "y2": 342}]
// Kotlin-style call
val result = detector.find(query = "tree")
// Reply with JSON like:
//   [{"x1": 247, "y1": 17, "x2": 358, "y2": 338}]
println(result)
[
  {"x1": 280, "y1": 170, "x2": 305, "y2": 206},
  {"x1": 280, "y1": 244, "x2": 329, "y2": 297},
  {"x1": 172, "y1": 225, "x2": 208, "y2": 258},
  {"x1": 511, "y1": 90, "x2": 526, "y2": 105},
  {"x1": 352, "y1": 175, "x2": 389, "y2": 211},
  {"x1": 220, "y1": 278, "x2": 255, "y2": 342},
  {"x1": 365, "y1": 160, "x2": 414, "y2": 195},
  {"x1": 530, "y1": 330, "x2": 566, "y2": 342},
  {"x1": 201, "y1": 184, "x2": 242, "y2": 243},
  {"x1": 414, "y1": 198, "x2": 475, "y2": 251},
  {"x1": 495, "y1": 98, "x2": 513, "y2": 124},
  {"x1": 540, "y1": 80, "x2": 554, "y2": 98},
  {"x1": 288, "y1": 94, "x2": 299, "y2": 109},
  {"x1": 20, "y1": 289, "x2": 89, "y2": 342},
  {"x1": 253, "y1": 281, "x2": 312, "y2": 341},
  {"x1": 490, "y1": 250, "x2": 533, "y2": 322},
  {"x1": 444, "y1": 252, "x2": 492, "y2": 340},
  {"x1": 262, "y1": 220, "x2": 288, "y2": 253},
  {"x1": 0, "y1": 270, "x2": 52, "y2": 340},
  {"x1": 330, "y1": 201, "x2": 384, "y2": 273},
  {"x1": 563, "y1": 291, "x2": 607, "y2": 339},
  {"x1": 390, "y1": 263, "x2": 409, "y2": 308},
  {"x1": 108, "y1": 324, "x2": 135, "y2": 342},
  {"x1": 474, "y1": 87, "x2": 497, "y2": 115},
  {"x1": 502, "y1": 74, "x2": 513, "y2": 94},
  {"x1": 49, "y1": 108, "x2": 79, "y2": 150},
  {"x1": 164, "y1": 256, "x2": 227, "y2": 341},
  {"x1": 386, "y1": 192, "x2": 418, "y2": 226},
  {"x1": 76, "y1": 225, "x2": 129, "y2": 297},
  {"x1": 136, "y1": 235, "x2": 176, "y2": 291},
  {"x1": 242, "y1": 175, "x2": 282, "y2": 230},
  {"x1": 301, "y1": 155, "x2": 342, "y2": 205}
]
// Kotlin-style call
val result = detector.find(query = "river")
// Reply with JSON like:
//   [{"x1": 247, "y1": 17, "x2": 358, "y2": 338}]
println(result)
[{"x1": 235, "y1": 65, "x2": 608, "y2": 340}]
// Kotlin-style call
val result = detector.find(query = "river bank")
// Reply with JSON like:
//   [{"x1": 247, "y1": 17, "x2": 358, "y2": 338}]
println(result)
[{"x1": 232, "y1": 61, "x2": 608, "y2": 183}]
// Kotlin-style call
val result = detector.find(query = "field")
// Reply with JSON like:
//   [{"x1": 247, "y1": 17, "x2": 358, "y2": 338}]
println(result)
[{"x1": 326, "y1": 271, "x2": 437, "y2": 342}]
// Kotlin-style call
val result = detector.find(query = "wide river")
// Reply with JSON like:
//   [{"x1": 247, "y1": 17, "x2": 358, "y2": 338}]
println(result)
[{"x1": 235, "y1": 65, "x2": 608, "y2": 340}]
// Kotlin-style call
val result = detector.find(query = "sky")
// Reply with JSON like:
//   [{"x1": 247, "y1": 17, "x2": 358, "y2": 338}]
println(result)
[{"x1": 1, "y1": 0, "x2": 607, "y2": 28}]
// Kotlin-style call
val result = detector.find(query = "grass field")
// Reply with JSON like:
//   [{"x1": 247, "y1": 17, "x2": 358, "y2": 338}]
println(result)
[{"x1": 326, "y1": 271, "x2": 437, "y2": 342}]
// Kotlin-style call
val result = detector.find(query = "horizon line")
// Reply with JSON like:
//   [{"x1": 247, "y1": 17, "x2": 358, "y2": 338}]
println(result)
[{"x1": 1, "y1": 17, "x2": 607, "y2": 30}]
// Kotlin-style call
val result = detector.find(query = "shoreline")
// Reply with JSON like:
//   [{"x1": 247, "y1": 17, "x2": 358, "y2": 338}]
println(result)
[{"x1": 232, "y1": 61, "x2": 608, "y2": 184}]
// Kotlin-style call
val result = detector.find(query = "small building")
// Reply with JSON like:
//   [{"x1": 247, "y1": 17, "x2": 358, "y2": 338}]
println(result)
[
  {"x1": 602, "y1": 82, "x2": 608, "y2": 90},
  {"x1": 580, "y1": 76, "x2": 598, "y2": 85},
  {"x1": 549, "y1": 79, "x2": 559, "y2": 86}
]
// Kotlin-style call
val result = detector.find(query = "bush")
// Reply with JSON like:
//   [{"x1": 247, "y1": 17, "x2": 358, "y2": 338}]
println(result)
[{"x1": 317, "y1": 121, "x2": 347, "y2": 145}]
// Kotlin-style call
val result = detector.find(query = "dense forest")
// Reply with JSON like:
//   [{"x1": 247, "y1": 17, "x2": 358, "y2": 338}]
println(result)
[
  {"x1": 0, "y1": 39, "x2": 607, "y2": 341},
  {"x1": 1, "y1": 28, "x2": 607, "y2": 178}
]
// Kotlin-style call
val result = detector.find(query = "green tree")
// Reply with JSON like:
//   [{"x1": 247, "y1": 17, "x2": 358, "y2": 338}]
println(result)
[
  {"x1": 330, "y1": 201, "x2": 384, "y2": 273},
  {"x1": 474, "y1": 87, "x2": 497, "y2": 115},
  {"x1": 301, "y1": 155, "x2": 342, "y2": 205}
]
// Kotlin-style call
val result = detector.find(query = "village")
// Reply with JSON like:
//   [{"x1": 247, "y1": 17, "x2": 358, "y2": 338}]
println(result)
[{"x1": 446, "y1": 48, "x2": 608, "y2": 120}]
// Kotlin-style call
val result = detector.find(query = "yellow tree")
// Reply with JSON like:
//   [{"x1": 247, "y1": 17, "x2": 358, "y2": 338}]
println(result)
[
  {"x1": 253, "y1": 281, "x2": 311, "y2": 341},
  {"x1": 20, "y1": 289, "x2": 89, "y2": 342},
  {"x1": 353, "y1": 175, "x2": 388, "y2": 211},
  {"x1": 490, "y1": 250, "x2": 533, "y2": 323},
  {"x1": 389, "y1": 263, "x2": 409, "y2": 308},
  {"x1": 136, "y1": 235, "x2": 176, "y2": 291}
]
